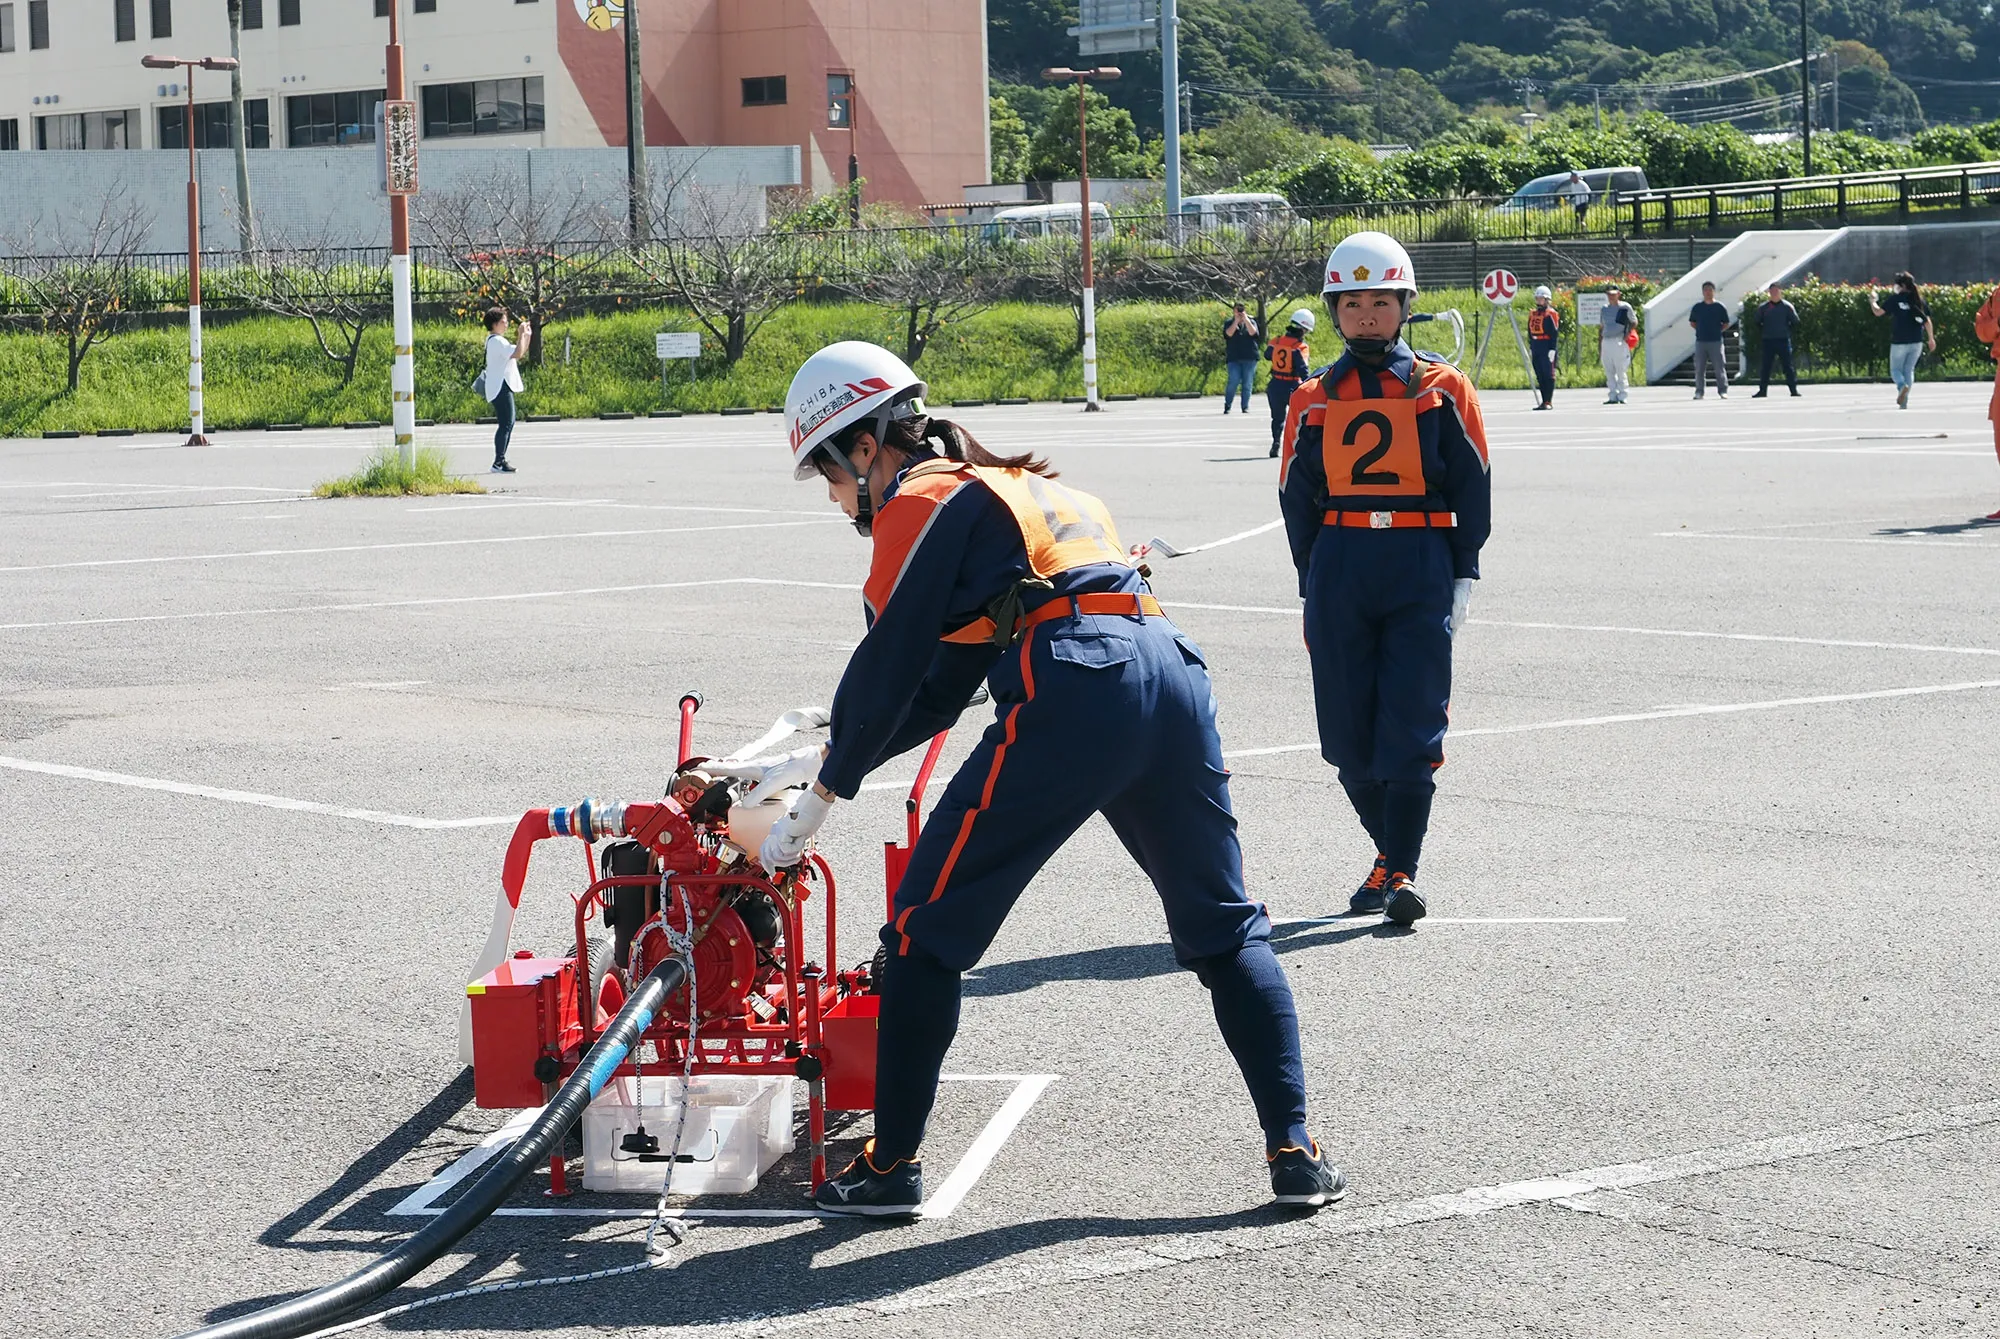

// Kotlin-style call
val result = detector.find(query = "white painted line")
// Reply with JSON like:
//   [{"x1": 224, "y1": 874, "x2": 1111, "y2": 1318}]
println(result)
[
  {"x1": 725, "y1": 1097, "x2": 2000, "y2": 1333},
  {"x1": 1660, "y1": 530, "x2": 2000, "y2": 549},
  {"x1": 1276, "y1": 916, "x2": 1626, "y2": 926},
  {"x1": 1470, "y1": 618, "x2": 2000, "y2": 659},
  {"x1": 327, "y1": 680, "x2": 431, "y2": 691},
  {"x1": 386, "y1": 1074, "x2": 1056, "y2": 1222},
  {"x1": 0, "y1": 480, "x2": 306, "y2": 494},
  {"x1": 0, "y1": 755, "x2": 515, "y2": 830},
  {"x1": 0, "y1": 575, "x2": 864, "y2": 633},
  {"x1": 406, "y1": 499, "x2": 830, "y2": 518},
  {"x1": 1223, "y1": 680, "x2": 2000, "y2": 759},
  {"x1": 0, "y1": 519, "x2": 846, "y2": 575}
]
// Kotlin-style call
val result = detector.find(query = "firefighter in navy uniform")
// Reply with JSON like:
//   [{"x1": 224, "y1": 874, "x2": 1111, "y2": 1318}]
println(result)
[
  {"x1": 1264, "y1": 308, "x2": 1316, "y2": 457},
  {"x1": 713, "y1": 341, "x2": 1343, "y2": 1218},
  {"x1": 1278, "y1": 233, "x2": 1492, "y2": 926},
  {"x1": 1527, "y1": 285, "x2": 1560, "y2": 410}
]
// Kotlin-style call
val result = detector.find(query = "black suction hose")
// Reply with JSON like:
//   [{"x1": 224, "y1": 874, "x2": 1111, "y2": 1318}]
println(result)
[{"x1": 176, "y1": 957, "x2": 689, "y2": 1339}]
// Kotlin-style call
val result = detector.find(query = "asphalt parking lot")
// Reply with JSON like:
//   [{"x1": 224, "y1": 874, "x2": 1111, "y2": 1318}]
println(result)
[{"x1": 5, "y1": 379, "x2": 2000, "y2": 1338}]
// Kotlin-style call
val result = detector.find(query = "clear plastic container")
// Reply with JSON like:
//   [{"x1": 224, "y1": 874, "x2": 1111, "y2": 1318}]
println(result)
[{"x1": 580, "y1": 1074, "x2": 796, "y2": 1195}]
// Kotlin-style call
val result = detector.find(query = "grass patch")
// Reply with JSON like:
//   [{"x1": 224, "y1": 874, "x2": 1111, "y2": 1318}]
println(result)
[{"x1": 313, "y1": 445, "x2": 486, "y2": 498}]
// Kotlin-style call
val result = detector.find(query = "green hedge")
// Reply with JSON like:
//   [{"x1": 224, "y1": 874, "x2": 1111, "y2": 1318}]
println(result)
[{"x1": 1737, "y1": 281, "x2": 2000, "y2": 380}]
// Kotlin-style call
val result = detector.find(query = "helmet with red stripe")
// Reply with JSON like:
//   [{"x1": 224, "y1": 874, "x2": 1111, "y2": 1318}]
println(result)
[
  {"x1": 784, "y1": 341, "x2": 927, "y2": 481},
  {"x1": 1320, "y1": 231, "x2": 1418, "y2": 297}
]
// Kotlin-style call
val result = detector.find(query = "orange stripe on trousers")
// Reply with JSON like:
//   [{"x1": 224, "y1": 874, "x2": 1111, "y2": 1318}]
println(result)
[{"x1": 896, "y1": 634, "x2": 1038, "y2": 954}]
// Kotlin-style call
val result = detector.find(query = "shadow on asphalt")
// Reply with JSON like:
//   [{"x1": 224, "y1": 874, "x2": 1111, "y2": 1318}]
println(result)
[{"x1": 1874, "y1": 516, "x2": 2000, "y2": 536}]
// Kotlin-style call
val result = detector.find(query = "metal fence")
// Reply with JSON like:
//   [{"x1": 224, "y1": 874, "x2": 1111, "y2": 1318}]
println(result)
[{"x1": 1624, "y1": 159, "x2": 2000, "y2": 234}]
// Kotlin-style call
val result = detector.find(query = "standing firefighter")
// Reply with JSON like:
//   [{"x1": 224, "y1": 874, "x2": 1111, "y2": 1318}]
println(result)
[
  {"x1": 1265, "y1": 308, "x2": 1316, "y2": 457},
  {"x1": 1278, "y1": 233, "x2": 1493, "y2": 925},
  {"x1": 715, "y1": 341, "x2": 1343, "y2": 1217},
  {"x1": 1979, "y1": 285, "x2": 2000, "y2": 520},
  {"x1": 1527, "y1": 285, "x2": 1560, "y2": 410}
]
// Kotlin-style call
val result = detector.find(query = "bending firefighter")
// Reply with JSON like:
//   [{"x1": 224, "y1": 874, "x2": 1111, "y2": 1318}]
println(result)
[
  {"x1": 1265, "y1": 308, "x2": 1316, "y2": 457},
  {"x1": 716, "y1": 342, "x2": 1343, "y2": 1217},
  {"x1": 1277, "y1": 233, "x2": 1492, "y2": 925}
]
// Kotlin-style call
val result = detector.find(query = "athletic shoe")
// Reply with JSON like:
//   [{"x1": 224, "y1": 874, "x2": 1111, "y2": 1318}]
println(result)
[
  {"x1": 1693, "y1": 393, "x2": 1704, "y2": 400},
  {"x1": 1897, "y1": 386, "x2": 1910, "y2": 409},
  {"x1": 813, "y1": 1139, "x2": 923, "y2": 1217},
  {"x1": 1986, "y1": 507, "x2": 2000, "y2": 521},
  {"x1": 1268, "y1": 1142, "x2": 1346, "y2": 1209},
  {"x1": 491, "y1": 461, "x2": 516, "y2": 473},
  {"x1": 1350, "y1": 855, "x2": 1388, "y2": 913},
  {"x1": 1384, "y1": 873, "x2": 1427, "y2": 927}
]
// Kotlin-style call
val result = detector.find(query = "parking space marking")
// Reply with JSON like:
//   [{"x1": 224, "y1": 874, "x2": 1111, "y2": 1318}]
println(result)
[
  {"x1": 385, "y1": 1074, "x2": 1056, "y2": 1222},
  {"x1": 0, "y1": 519, "x2": 846, "y2": 575},
  {"x1": 1222, "y1": 679, "x2": 2000, "y2": 758}
]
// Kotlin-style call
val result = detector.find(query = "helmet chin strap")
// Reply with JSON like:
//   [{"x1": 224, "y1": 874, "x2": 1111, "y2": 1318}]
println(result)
[{"x1": 1341, "y1": 296, "x2": 1411, "y2": 366}]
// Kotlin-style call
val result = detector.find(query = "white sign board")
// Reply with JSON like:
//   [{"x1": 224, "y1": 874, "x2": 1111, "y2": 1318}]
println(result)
[
  {"x1": 1480, "y1": 268, "x2": 1519, "y2": 304},
  {"x1": 1070, "y1": 0, "x2": 1158, "y2": 55},
  {"x1": 1576, "y1": 292, "x2": 1608, "y2": 329},
  {"x1": 382, "y1": 100, "x2": 419, "y2": 197},
  {"x1": 655, "y1": 332, "x2": 701, "y2": 360}
]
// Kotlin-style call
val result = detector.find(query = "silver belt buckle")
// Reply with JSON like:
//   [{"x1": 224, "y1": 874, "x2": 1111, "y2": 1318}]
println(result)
[{"x1": 1368, "y1": 511, "x2": 1393, "y2": 529}]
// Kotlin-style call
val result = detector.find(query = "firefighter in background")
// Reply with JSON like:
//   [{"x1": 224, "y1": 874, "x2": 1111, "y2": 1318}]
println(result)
[
  {"x1": 1980, "y1": 285, "x2": 2000, "y2": 521},
  {"x1": 1528, "y1": 285, "x2": 1560, "y2": 410},
  {"x1": 1278, "y1": 233, "x2": 1492, "y2": 925},
  {"x1": 716, "y1": 341, "x2": 1343, "y2": 1217},
  {"x1": 1264, "y1": 308, "x2": 1316, "y2": 458}
]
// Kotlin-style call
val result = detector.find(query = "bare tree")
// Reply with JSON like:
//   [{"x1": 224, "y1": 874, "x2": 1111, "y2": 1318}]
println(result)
[
  {"x1": 415, "y1": 170, "x2": 612, "y2": 364},
  {"x1": 232, "y1": 227, "x2": 388, "y2": 387},
  {"x1": 631, "y1": 185, "x2": 799, "y2": 366},
  {"x1": 841, "y1": 229, "x2": 1003, "y2": 366},
  {"x1": 5, "y1": 192, "x2": 151, "y2": 392},
  {"x1": 1166, "y1": 219, "x2": 1319, "y2": 332}
]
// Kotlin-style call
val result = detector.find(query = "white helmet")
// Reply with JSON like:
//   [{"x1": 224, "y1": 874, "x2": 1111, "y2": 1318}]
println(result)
[
  {"x1": 784, "y1": 341, "x2": 927, "y2": 481},
  {"x1": 1321, "y1": 231, "x2": 1418, "y2": 297},
  {"x1": 1533, "y1": 284, "x2": 1553, "y2": 300},
  {"x1": 1289, "y1": 308, "x2": 1317, "y2": 333}
]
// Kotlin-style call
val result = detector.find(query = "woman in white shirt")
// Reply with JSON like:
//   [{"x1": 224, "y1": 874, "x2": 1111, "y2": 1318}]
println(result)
[{"x1": 482, "y1": 307, "x2": 531, "y2": 472}]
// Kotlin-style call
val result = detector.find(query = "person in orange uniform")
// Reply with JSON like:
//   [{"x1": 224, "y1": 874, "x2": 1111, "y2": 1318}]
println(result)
[
  {"x1": 1979, "y1": 285, "x2": 2000, "y2": 520},
  {"x1": 1527, "y1": 285, "x2": 1560, "y2": 410},
  {"x1": 719, "y1": 341, "x2": 1343, "y2": 1217},
  {"x1": 1278, "y1": 233, "x2": 1492, "y2": 926},
  {"x1": 1265, "y1": 308, "x2": 1316, "y2": 457}
]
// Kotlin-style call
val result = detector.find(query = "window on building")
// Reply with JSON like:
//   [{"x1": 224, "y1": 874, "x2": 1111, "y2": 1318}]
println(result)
[
  {"x1": 827, "y1": 73, "x2": 853, "y2": 128},
  {"x1": 285, "y1": 88, "x2": 384, "y2": 146},
  {"x1": 114, "y1": 0, "x2": 135, "y2": 41},
  {"x1": 0, "y1": 120, "x2": 18, "y2": 151},
  {"x1": 742, "y1": 76, "x2": 786, "y2": 107},
  {"x1": 242, "y1": 0, "x2": 261, "y2": 29},
  {"x1": 421, "y1": 76, "x2": 542, "y2": 137},
  {"x1": 36, "y1": 109, "x2": 141, "y2": 149},
  {"x1": 413, "y1": 0, "x2": 435, "y2": 11},
  {"x1": 27, "y1": 0, "x2": 45, "y2": 48},
  {"x1": 150, "y1": 0, "x2": 170, "y2": 39},
  {"x1": 373, "y1": 0, "x2": 386, "y2": 14},
  {"x1": 160, "y1": 98, "x2": 269, "y2": 149},
  {"x1": 0, "y1": 3, "x2": 14, "y2": 52},
  {"x1": 279, "y1": 0, "x2": 298, "y2": 25}
]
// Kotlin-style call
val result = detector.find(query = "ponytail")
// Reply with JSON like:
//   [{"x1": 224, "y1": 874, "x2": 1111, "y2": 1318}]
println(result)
[{"x1": 825, "y1": 402, "x2": 1059, "y2": 479}]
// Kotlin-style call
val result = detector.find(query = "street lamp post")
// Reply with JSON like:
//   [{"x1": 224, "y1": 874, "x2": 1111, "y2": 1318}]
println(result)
[
  {"x1": 1041, "y1": 65, "x2": 1120, "y2": 412},
  {"x1": 1799, "y1": 0, "x2": 1814, "y2": 177},
  {"x1": 142, "y1": 53, "x2": 238, "y2": 447},
  {"x1": 384, "y1": 1, "x2": 417, "y2": 468}
]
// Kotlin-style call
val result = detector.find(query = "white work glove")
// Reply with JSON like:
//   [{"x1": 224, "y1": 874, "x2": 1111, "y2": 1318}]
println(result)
[
  {"x1": 760, "y1": 788, "x2": 833, "y2": 872},
  {"x1": 1450, "y1": 578, "x2": 1473, "y2": 635},
  {"x1": 705, "y1": 743, "x2": 827, "y2": 805}
]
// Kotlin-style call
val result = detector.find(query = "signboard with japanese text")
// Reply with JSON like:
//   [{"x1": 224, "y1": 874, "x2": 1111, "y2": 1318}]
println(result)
[{"x1": 383, "y1": 100, "x2": 419, "y2": 196}]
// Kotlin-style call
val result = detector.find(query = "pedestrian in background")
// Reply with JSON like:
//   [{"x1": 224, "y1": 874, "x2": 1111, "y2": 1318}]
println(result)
[
  {"x1": 1598, "y1": 284, "x2": 1635, "y2": 404},
  {"x1": 1559, "y1": 171, "x2": 1590, "y2": 227},
  {"x1": 1871, "y1": 273, "x2": 1936, "y2": 410},
  {"x1": 1977, "y1": 284, "x2": 2000, "y2": 519},
  {"x1": 481, "y1": 306, "x2": 531, "y2": 473},
  {"x1": 1752, "y1": 283, "x2": 1801, "y2": 398},
  {"x1": 1264, "y1": 307, "x2": 1314, "y2": 458},
  {"x1": 1688, "y1": 281, "x2": 1734, "y2": 399},
  {"x1": 1222, "y1": 303, "x2": 1260, "y2": 415},
  {"x1": 1527, "y1": 285, "x2": 1559, "y2": 410}
]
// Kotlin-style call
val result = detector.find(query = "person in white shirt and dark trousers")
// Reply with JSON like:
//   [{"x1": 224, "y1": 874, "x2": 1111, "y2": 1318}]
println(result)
[{"x1": 481, "y1": 306, "x2": 531, "y2": 473}]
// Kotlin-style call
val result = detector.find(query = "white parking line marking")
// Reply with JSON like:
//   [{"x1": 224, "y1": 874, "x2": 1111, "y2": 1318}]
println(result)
[
  {"x1": 1222, "y1": 680, "x2": 2000, "y2": 758},
  {"x1": 327, "y1": 680, "x2": 431, "y2": 691},
  {"x1": 0, "y1": 519, "x2": 846, "y2": 575},
  {"x1": 0, "y1": 576, "x2": 864, "y2": 632},
  {"x1": 721, "y1": 1098, "x2": 2000, "y2": 1333},
  {"x1": 406, "y1": 499, "x2": 830, "y2": 518},
  {"x1": 1277, "y1": 916, "x2": 1626, "y2": 926},
  {"x1": 384, "y1": 1074, "x2": 1056, "y2": 1222}
]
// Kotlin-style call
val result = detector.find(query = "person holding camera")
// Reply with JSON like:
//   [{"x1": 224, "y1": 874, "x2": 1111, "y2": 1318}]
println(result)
[{"x1": 480, "y1": 307, "x2": 532, "y2": 472}]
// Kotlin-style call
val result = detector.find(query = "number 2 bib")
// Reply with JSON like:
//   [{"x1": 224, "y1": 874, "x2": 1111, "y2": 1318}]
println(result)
[{"x1": 1317, "y1": 394, "x2": 1426, "y2": 498}]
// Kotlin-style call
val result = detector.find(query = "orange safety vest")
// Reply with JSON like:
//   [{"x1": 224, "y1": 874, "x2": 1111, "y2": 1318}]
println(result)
[
  {"x1": 863, "y1": 459, "x2": 1131, "y2": 645},
  {"x1": 1527, "y1": 307, "x2": 1559, "y2": 341},
  {"x1": 1981, "y1": 288, "x2": 2000, "y2": 423},
  {"x1": 1268, "y1": 335, "x2": 1311, "y2": 381}
]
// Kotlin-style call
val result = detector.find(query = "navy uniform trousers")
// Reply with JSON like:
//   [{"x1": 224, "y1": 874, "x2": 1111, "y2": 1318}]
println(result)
[
  {"x1": 871, "y1": 607, "x2": 1308, "y2": 1162},
  {"x1": 1267, "y1": 377, "x2": 1302, "y2": 447}
]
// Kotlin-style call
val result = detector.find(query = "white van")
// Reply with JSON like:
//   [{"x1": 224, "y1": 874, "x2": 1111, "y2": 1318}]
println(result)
[
  {"x1": 1500, "y1": 166, "x2": 1650, "y2": 212},
  {"x1": 1177, "y1": 192, "x2": 1293, "y2": 229},
  {"x1": 981, "y1": 202, "x2": 1114, "y2": 242}
]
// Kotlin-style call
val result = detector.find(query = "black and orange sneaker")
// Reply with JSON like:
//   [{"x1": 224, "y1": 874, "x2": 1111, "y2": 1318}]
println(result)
[
  {"x1": 1384, "y1": 873, "x2": 1427, "y2": 927},
  {"x1": 1350, "y1": 855, "x2": 1388, "y2": 913},
  {"x1": 813, "y1": 1139, "x2": 923, "y2": 1217},
  {"x1": 1268, "y1": 1141, "x2": 1346, "y2": 1209}
]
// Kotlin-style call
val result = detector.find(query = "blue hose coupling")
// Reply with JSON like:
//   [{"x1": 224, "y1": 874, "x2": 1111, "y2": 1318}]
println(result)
[{"x1": 549, "y1": 798, "x2": 629, "y2": 842}]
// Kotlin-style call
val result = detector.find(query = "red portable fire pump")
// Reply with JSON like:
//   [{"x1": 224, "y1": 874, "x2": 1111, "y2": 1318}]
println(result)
[{"x1": 461, "y1": 693, "x2": 957, "y2": 1191}]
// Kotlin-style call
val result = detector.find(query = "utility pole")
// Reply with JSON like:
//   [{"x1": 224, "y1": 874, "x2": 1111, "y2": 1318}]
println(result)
[
  {"x1": 1829, "y1": 46, "x2": 1839, "y2": 134},
  {"x1": 225, "y1": 0, "x2": 254, "y2": 256},
  {"x1": 1594, "y1": 89, "x2": 1602, "y2": 132},
  {"x1": 1043, "y1": 66, "x2": 1120, "y2": 412},
  {"x1": 1160, "y1": 0, "x2": 1180, "y2": 224},
  {"x1": 1799, "y1": 0, "x2": 1813, "y2": 176},
  {"x1": 625, "y1": 0, "x2": 648, "y2": 242},
  {"x1": 384, "y1": 1, "x2": 416, "y2": 467}
]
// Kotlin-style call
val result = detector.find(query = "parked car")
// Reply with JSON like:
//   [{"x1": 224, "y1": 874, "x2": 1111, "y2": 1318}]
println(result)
[
  {"x1": 1500, "y1": 166, "x2": 1650, "y2": 212},
  {"x1": 980, "y1": 202, "x2": 1114, "y2": 242},
  {"x1": 1176, "y1": 192, "x2": 1293, "y2": 229}
]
